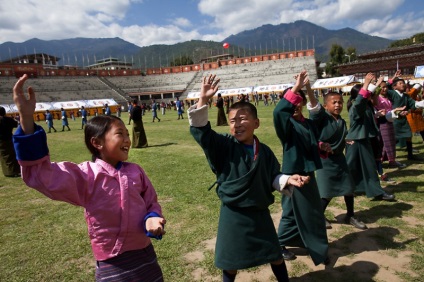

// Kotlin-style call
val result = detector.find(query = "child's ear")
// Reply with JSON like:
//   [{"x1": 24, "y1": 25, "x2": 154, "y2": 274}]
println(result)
[
  {"x1": 254, "y1": 118, "x2": 260, "y2": 129},
  {"x1": 91, "y1": 137, "x2": 103, "y2": 150}
]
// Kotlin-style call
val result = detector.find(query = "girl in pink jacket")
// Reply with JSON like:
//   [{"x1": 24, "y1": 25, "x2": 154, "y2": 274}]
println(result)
[{"x1": 12, "y1": 74, "x2": 166, "y2": 282}]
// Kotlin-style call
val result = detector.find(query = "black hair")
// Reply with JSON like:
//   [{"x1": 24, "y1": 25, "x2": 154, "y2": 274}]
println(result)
[
  {"x1": 0, "y1": 106, "x2": 5, "y2": 116},
  {"x1": 229, "y1": 101, "x2": 258, "y2": 119},
  {"x1": 84, "y1": 115, "x2": 124, "y2": 161},
  {"x1": 323, "y1": 91, "x2": 343, "y2": 104},
  {"x1": 347, "y1": 84, "x2": 362, "y2": 112}
]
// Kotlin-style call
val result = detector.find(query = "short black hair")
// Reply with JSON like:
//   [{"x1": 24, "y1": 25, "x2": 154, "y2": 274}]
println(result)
[
  {"x1": 229, "y1": 101, "x2": 258, "y2": 119},
  {"x1": 0, "y1": 106, "x2": 5, "y2": 116},
  {"x1": 323, "y1": 91, "x2": 343, "y2": 104}
]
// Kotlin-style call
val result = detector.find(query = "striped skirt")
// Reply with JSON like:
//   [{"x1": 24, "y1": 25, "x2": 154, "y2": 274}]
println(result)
[
  {"x1": 95, "y1": 244, "x2": 163, "y2": 282},
  {"x1": 380, "y1": 122, "x2": 396, "y2": 162}
]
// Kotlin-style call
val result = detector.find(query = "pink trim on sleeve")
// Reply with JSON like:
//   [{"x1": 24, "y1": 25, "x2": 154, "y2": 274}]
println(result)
[
  {"x1": 284, "y1": 89, "x2": 304, "y2": 105},
  {"x1": 318, "y1": 141, "x2": 329, "y2": 159},
  {"x1": 359, "y1": 88, "x2": 371, "y2": 99}
]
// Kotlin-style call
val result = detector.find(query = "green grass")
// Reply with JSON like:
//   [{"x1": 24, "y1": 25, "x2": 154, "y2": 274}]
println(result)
[{"x1": 1, "y1": 103, "x2": 424, "y2": 281}]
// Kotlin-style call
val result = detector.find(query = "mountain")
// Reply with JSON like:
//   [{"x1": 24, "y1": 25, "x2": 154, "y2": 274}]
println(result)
[
  {"x1": 0, "y1": 37, "x2": 141, "y2": 66},
  {"x1": 0, "y1": 20, "x2": 393, "y2": 67},
  {"x1": 223, "y1": 20, "x2": 392, "y2": 61}
]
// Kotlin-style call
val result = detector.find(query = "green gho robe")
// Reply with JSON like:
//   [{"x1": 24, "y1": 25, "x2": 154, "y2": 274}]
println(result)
[
  {"x1": 309, "y1": 104, "x2": 354, "y2": 198},
  {"x1": 386, "y1": 89, "x2": 417, "y2": 139},
  {"x1": 345, "y1": 94, "x2": 385, "y2": 197},
  {"x1": 190, "y1": 122, "x2": 283, "y2": 270},
  {"x1": 273, "y1": 91, "x2": 328, "y2": 266}
]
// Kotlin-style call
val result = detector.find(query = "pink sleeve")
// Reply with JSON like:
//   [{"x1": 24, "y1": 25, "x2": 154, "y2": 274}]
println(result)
[
  {"x1": 359, "y1": 88, "x2": 371, "y2": 99},
  {"x1": 284, "y1": 89, "x2": 304, "y2": 105},
  {"x1": 20, "y1": 156, "x2": 89, "y2": 206}
]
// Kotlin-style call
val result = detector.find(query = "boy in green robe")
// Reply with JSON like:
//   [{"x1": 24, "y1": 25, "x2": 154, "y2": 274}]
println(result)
[
  {"x1": 305, "y1": 82, "x2": 367, "y2": 230},
  {"x1": 345, "y1": 73, "x2": 395, "y2": 201},
  {"x1": 385, "y1": 70, "x2": 424, "y2": 160},
  {"x1": 273, "y1": 71, "x2": 330, "y2": 266},
  {"x1": 189, "y1": 74, "x2": 309, "y2": 282}
]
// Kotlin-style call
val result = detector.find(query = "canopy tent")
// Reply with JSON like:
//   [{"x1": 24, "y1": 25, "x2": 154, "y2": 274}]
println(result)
[
  {"x1": 186, "y1": 87, "x2": 253, "y2": 101},
  {"x1": 3, "y1": 98, "x2": 119, "y2": 114},
  {"x1": 185, "y1": 83, "x2": 295, "y2": 101}
]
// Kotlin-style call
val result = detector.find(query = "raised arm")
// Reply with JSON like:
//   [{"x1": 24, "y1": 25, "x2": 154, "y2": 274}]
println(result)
[
  {"x1": 197, "y1": 74, "x2": 220, "y2": 108},
  {"x1": 13, "y1": 74, "x2": 36, "y2": 134}
]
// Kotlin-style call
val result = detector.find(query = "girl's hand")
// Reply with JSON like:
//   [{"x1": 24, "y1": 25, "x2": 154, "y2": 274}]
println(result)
[
  {"x1": 13, "y1": 74, "x2": 36, "y2": 134},
  {"x1": 146, "y1": 217, "x2": 166, "y2": 237}
]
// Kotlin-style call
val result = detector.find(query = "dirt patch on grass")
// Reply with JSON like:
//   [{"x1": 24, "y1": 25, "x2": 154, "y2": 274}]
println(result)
[{"x1": 184, "y1": 203, "x2": 420, "y2": 281}]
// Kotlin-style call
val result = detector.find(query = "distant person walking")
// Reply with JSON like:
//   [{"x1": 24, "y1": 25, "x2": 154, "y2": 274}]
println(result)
[
  {"x1": 104, "y1": 104, "x2": 111, "y2": 116},
  {"x1": 176, "y1": 97, "x2": 184, "y2": 120},
  {"x1": 61, "y1": 108, "x2": 71, "y2": 131},
  {"x1": 127, "y1": 101, "x2": 133, "y2": 125},
  {"x1": 45, "y1": 110, "x2": 57, "y2": 133},
  {"x1": 216, "y1": 93, "x2": 228, "y2": 126},
  {"x1": 131, "y1": 100, "x2": 148, "y2": 148},
  {"x1": 0, "y1": 106, "x2": 21, "y2": 177},
  {"x1": 80, "y1": 106, "x2": 88, "y2": 130},
  {"x1": 152, "y1": 100, "x2": 161, "y2": 122}
]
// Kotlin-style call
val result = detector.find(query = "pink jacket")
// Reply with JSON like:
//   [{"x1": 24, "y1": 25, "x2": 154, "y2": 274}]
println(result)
[{"x1": 19, "y1": 155, "x2": 162, "y2": 261}]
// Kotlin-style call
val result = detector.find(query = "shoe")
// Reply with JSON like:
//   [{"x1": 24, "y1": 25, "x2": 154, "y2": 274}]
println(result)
[
  {"x1": 388, "y1": 161, "x2": 406, "y2": 168},
  {"x1": 380, "y1": 173, "x2": 396, "y2": 184},
  {"x1": 345, "y1": 216, "x2": 367, "y2": 230},
  {"x1": 325, "y1": 218, "x2": 332, "y2": 229},
  {"x1": 374, "y1": 192, "x2": 396, "y2": 201},
  {"x1": 281, "y1": 247, "x2": 296, "y2": 261},
  {"x1": 408, "y1": 155, "x2": 423, "y2": 161},
  {"x1": 323, "y1": 257, "x2": 330, "y2": 265}
]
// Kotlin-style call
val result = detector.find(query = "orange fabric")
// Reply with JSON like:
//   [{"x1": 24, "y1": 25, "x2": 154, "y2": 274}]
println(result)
[{"x1": 406, "y1": 88, "x2": 424, "y2": 132}]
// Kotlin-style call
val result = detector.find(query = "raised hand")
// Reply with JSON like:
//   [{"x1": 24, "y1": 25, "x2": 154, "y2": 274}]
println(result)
[
  {"x1": 292, "y1": 70, "x2": 308, "y2": 93},
  {"x1": 197, "y1": 74, "x2": 220, "y2": 108},
  {"x1": 13, "y1": 74, "x2": 36, "y2": 134}
]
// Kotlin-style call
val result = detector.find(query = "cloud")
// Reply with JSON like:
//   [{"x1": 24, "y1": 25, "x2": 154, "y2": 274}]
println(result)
[
  {"x1": 172, "y1": 17, "x2": 192, "y2": 28},
  {"x1": 0, "y1": 0, "x2": 422, "y2": 46}
]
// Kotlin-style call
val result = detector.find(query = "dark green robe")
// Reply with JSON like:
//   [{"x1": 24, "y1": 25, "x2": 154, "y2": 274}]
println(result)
[
  {"x1": 386, "y1": 89, "x2": 417, "y2": 139},
  {"x1": 310, "y1": 105, "x2": 354, "y2": 198},
  {"x1": 190, "y1": 122, "x2": 282, "y2": 270},
  {"x1": 345, "y1": 94, "x2": 385, "y2": 197},
  {"x1": 273, "y1": 94, "x2": 328, "y2": 266}
]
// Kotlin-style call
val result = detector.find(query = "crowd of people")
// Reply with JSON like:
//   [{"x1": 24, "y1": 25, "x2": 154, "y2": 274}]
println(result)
[{"x1": 2, "y1": 69, "x2": 423, "y2": 281}]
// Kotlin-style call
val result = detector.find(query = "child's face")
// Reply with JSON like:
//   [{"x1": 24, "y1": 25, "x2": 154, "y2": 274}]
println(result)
[
  {"x1": 394, "y1": 80, "x2": 406, "y2": 92},
  {"x1": 380, "y1": 82, "x2": 388, "y2": 96},
  {"x1": 292, "y1": 103, "x2": 304, "y2": 119},
  {"x1": 228, "y1": 108, "x2": 259, "y2": 145},
  {"x1": 97, "y1": 120, "x2": 131, "y2": 167},
  {"x1": 324, "y1": 94, "x2": 343, "y2": 117}
]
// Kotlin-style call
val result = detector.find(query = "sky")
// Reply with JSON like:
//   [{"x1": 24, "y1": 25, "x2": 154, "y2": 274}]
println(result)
[{"x1": 0, "y1": 0, "x2": 423, "y2": 47}]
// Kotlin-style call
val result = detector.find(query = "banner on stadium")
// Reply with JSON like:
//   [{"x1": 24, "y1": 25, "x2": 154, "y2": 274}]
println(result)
[
  {"x1": 253, "y1": 84, "x2": 293, "y2": 93},
  {"x1": 4, "y1": 98, "x2": 119, "y2": 114},
  {"x1": 311, "y1": 75, "x2": 358, "y2": 89},
  {"x1": 186, "y1": 87, "x2": 253, "y2": 100}
]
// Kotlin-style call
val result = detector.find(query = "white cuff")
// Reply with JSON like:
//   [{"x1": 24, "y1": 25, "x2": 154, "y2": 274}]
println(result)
[
  {"x1": 413, "y1": 83, "x2": 422, "y2": 90},
  {"x1": 188, "y1": 104, "x2": 209, "y2": 127},
  {"x1": 367, "y1": 84, "x2": 377, "y2": 93},
  {"x1": 415, "y1": 100, "x2": 424, "y2": 109},
  {"x1": 272, "y1": 174, "x2": 294, "y2": 197},
  {"x1": 385, "y1": 111, "x2": 396, "y2": 122},
  {"x1": 306, "y1": 101, "x2": 321, "y2": 112}
]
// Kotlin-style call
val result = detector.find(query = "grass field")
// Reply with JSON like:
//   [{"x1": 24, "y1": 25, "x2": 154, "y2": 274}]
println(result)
[{"x1": 1, "y1": 103, "x2": 423, "y2": 281}]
